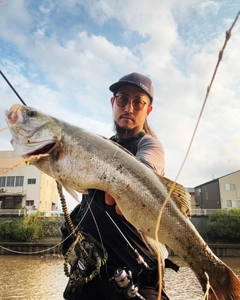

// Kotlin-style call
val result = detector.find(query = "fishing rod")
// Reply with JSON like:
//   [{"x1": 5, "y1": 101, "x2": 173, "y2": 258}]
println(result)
[{"x1": 0, "y1": 70, "x2": 27, "y2": 106}]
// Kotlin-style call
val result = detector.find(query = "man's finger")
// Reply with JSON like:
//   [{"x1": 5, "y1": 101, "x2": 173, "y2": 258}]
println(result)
[
  {"x1": 105, "y1": 193, "x2": 116, "y2": 206},
  {"x1": 115, "y1": 205, "x2": 123, "y2": 215}
]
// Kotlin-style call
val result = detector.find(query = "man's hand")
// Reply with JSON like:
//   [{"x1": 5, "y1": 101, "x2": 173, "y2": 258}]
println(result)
[{"x1": 105, "y1": 193, "x2": 122, "y2": 215}]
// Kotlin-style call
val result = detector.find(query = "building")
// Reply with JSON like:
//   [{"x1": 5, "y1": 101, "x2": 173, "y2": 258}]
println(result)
[
  {"x1": 0, "y1": 151, "x2": 59, "y2": 211},
  {"x1": 187, "y1": 187, "x2": 197, "y2": 209},
  {"x1": 195, "y1": 170, "x2": 240, "y2": 210}
]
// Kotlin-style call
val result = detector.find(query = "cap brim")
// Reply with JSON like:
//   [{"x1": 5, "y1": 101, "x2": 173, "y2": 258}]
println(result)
[{"x1": 109, "y1": 81, "x2": 139, "y2": 94}]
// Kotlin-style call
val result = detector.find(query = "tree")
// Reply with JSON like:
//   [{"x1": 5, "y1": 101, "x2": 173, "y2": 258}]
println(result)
[{"x1": 202, "y1": 209, "x2": 240, "y2": 243}]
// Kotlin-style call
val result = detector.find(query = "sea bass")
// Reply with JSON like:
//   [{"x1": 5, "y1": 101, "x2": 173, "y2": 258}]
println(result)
[{"x1": 5, "y1": 104, "x2": 240, "y2": 299}]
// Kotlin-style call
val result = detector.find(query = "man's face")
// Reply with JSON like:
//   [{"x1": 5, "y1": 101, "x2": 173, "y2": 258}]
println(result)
[{"x1": 111, "y1": 85, "x2": 152, "y2": 132}]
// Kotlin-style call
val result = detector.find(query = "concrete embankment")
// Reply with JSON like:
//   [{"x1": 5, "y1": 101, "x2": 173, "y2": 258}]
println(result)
[
  {"x1": 0, "y1": 215, "x2": 239, "y2": 257},
  {"x1": 0, "y1": 237, "x2": 62, "y2": 255},
  {"x1": 1, "y1": 237, "x2": 240, "y2": 257},
  {"x1": 168, "y1": 244, "x2": 240, "y2": 257}
]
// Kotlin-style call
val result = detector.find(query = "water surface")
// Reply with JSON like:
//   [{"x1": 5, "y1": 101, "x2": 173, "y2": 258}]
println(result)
[
  {"x1": 164, "y1": 256, "x2": 240, "y2": 300},
  {"x1": 0, "y1": 255, "x2": 239, "y2": 300}
]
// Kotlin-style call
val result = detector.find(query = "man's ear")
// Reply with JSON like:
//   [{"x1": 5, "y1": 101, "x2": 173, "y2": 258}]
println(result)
[
  {"x1": 110, "y1": 97, "x2": 114, "y2": 107},
  {"x1": 147, "y1": 105, "x2": 153, "y2": 116}
]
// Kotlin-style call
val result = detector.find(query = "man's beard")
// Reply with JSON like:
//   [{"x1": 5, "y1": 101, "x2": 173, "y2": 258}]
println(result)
[{"x1": 114, "y1": 121, "x2": 140, "y2": 139}]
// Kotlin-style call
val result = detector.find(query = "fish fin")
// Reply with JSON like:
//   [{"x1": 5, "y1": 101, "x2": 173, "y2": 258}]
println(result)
[
  {"x1": 206, "y1": 265, "x2": 240, "y2": 300},
  {"x1": 61, "y1": 184, "x2": 88, "y2": 202},
  {"x1": 157, "y1": 175, "x2": 191, "y2": 218},
  {"x1": 139, "y1": 230, "x2": 168, "y2": 262}
]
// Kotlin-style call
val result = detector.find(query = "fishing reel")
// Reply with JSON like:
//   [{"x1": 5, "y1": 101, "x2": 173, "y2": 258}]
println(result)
[{"x1": 110, "y1": 268, "x2": 146, "y2": 300}]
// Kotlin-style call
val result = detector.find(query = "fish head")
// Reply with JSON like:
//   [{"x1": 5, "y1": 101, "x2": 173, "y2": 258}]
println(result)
[{"x1": 5, "y1": 104, "x2": 62, "y2": 158}]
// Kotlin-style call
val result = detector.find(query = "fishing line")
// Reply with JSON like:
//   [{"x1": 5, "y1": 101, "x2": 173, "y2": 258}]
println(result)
[
  {"x1": 105, "y1": 211, "x2": 150, "y2": 269},
  {"x1": 0, "y1": 159, "x2": 26, "y2": 177},
  {"x1": 0, "y1": 125, "x2": 15, "y2": 133},
  {"x1": 0, "y1": 241, "x2": 62, "y2": 255},
  {"x1": 155, "y1": 10, "x2": 240, "y2": 300},
  {"x1": 105, "y1": 211, "x2": 135, "y2": 252},
  {"x1": 0, "y1": 70, "x2": 27, "y2": 106},
  {"x1": 1, "y1": 11, "x2": 239, "y2": 297}
]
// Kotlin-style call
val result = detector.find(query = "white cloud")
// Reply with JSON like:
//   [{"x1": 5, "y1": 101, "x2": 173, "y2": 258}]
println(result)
[
  {"x1": 0, "y1": 0, "x2": 240, "y2": 191},
  {"x1": 199, "y1": 1, "x2": 221, "y2": 15}
]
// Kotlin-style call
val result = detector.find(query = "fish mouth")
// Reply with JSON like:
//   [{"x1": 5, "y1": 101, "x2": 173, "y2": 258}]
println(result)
[{"x1": 28, "y1": 142, "x2": 57, "y2": 156}]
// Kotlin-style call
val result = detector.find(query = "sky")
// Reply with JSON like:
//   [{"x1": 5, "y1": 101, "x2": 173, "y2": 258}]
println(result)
[{"x1": 0, "y1": 0, "x2": 240, "y2": 210}]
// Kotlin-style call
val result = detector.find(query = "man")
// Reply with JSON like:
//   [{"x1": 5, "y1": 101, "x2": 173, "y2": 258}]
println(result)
[{"x1": 61, "y1": 72, "x2": 171, "y2": 300}]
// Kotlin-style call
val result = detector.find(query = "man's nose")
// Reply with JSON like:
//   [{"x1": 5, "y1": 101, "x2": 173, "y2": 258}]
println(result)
[{"x1": 124, "y1": 101, "x2": 134, "y2": 113}]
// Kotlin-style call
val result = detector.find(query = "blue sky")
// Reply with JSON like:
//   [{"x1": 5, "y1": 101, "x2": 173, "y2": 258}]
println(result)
[{"x1": 0, "y1": 0, "x2": 240, "y2": 209}]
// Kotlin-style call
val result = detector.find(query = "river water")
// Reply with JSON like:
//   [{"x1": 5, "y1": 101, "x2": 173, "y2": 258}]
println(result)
[{"x1": 0, "y1": 255, "x2": 240, "y2": 300}]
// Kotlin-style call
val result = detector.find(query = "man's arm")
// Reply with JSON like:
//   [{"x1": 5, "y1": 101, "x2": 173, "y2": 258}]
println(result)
[{"x1": 135, "y1": 135, "x2": 165, "y2": 176}]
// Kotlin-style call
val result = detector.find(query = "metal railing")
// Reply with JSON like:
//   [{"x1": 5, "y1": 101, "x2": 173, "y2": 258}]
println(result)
[
  {"x1": 0, "y1": 208, "x2": 234, "y2": 217},
  {"x1": 0, "y1": 209, "x2": 63, "y2": 217},
  {"x1": 191, "y1": 209, "x2": 220, "y2": 216},
  {"x1": 0, "y1": 209, "x2": 26, "y2": 216}
]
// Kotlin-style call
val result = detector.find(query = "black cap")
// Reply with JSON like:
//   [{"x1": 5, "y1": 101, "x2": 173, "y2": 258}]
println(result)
[{"x1": 109, "y1": 72, "x2": 154, "y2": 102}]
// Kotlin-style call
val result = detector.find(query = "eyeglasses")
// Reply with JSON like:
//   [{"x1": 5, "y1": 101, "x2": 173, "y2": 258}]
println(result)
[{"x1": 114, "y1": 94, "x2": 148, "y2": 111}]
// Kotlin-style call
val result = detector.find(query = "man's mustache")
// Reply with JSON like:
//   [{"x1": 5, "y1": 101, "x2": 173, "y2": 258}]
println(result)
[{"x1": 120, "y1": 114, "x2": 135, "y2": 121}]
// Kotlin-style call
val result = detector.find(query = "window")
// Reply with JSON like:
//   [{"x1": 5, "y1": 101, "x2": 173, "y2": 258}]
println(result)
[
  {"x1": 15, "y1": 176, "x2": 24, "y2": 186},
  {"x1": 196, "y1": 188, "x2": 201, "y2": 196},
  {"x1": 227, "y1": 200, "x2": 236, "y2": 208},
  {"x1": 0, "y1": 176, "x2": 24, "y2": 187},
  {"x1": 6, "y1": 176, "x2": 15, "y2": 187},
  {"x1": 28, "y1": 178, "x2": 36, "y2": 184},
  {"x1": 238, "y1": 201, "x2": 240, "y2": 208},
  {"x1": 225, "y1": 183, "x2": 235, "y2": 191},
  {"x1": 205, "y1": 192, "x2": 208, "y2": 200},
  {"x1": 26, "y1": 200, "x2": 34, "y2": 206},
  {"x1": 0, "y1": 176, "x2": 6, "y2": 187}
]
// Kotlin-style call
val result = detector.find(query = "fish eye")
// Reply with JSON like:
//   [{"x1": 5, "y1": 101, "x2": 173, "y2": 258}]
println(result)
[{"x1": 28, "y1": 111, "x2": 37, "y2": 117}]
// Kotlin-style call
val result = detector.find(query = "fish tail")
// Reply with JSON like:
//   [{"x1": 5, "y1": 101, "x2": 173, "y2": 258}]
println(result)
[{"x1": 206, "y1": 267, "x2": 240, "y2": 300}]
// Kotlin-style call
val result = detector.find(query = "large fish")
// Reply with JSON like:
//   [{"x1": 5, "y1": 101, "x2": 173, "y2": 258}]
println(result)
[{"x1": 5, "y1": 104, "x2": 240, "y2": 299}]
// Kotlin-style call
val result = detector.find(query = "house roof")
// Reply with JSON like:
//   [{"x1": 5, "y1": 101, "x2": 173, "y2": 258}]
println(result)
[{"x1": 194, "y1": 169, "x2": 240, "y2": 188}]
